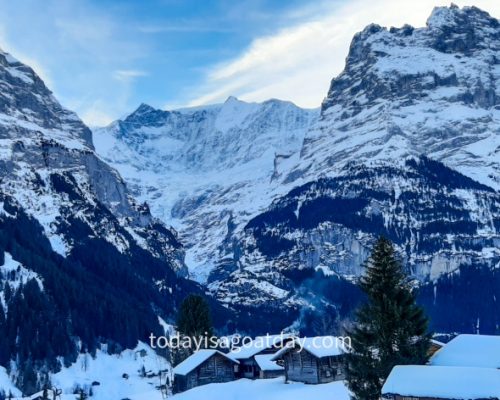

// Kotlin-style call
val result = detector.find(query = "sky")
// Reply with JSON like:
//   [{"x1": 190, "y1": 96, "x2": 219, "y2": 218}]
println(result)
[{"x1": 0, "y1": 0, "x2": 499, "y2": 127}]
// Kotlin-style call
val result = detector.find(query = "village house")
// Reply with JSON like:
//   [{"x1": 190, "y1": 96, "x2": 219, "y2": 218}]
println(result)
[
  {"x1": 382, "y1": 365, "x2": 500, "y2": 400},
  {"x1": 172, "y1": 349, "x2": 239, "y2": 393},
  {"x1": 429, "y1": 334, "x2": 500, "y2": 368},
  {"x1": 230, "y1": 334, "x2": 292, "y2": 379},
  {"x1": 271, "y1": 336, "x2": 348, "y2": 384}
]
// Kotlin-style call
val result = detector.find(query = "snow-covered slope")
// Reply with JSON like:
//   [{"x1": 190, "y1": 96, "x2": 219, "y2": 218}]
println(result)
[
  {"x1": 94, "y1": 97, "x2": 318, "y2": 281},
  {"x1": 0, "y1": 343, "x2": 172, "y2": 400}
]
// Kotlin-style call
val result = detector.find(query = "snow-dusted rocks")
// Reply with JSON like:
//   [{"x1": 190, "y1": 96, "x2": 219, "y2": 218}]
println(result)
[{"x1": 0, "y1": 46, "x2": 211, "y2": 388}]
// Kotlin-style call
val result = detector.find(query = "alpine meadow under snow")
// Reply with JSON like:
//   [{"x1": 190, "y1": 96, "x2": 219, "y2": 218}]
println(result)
[{"x1": 0, "y1": 2, "x2": 499, "y2": 399}]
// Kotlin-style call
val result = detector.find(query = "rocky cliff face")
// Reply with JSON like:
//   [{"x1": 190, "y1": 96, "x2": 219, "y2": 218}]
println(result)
[
  {"x1": 297, "y1": 4, "x2": 500, "y2": 189},
  {"x1": 0, "y1": 49, "x2": 185, "y2": 271}
]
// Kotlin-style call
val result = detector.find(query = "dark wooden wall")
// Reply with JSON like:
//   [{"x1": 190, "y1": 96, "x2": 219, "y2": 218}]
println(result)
[
  {"x1": 174, "y1": 353, "x2": 236, "y2": 393},
  {"x1": 283, "y1": 349, "x2": 345, "y2": 384}
]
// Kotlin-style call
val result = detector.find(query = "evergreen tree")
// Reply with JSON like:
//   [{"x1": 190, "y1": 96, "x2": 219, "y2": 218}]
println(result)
[
  {"x1": 346, "y1": 237, "x2": 431, "y2": 400},
  {"x1": 176, "y1": 294, "x2": 214, "y2": 339},
  {"x1": 174, "y1": 294, "x2": 214, "y2": 364}
]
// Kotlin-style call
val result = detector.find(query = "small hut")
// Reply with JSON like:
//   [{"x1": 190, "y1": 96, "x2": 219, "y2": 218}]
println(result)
[
  {"x1": 254, "y1": 354, "x2": 284, "y2": 379},
  {"x1": 173, "y1": 349, "x2": 239, "y2": 393},
  {"x1": 272, "y1": 336, "x2": 347, "y2": 384},
  {"x1": 382, "y1": 365, "x2": 500, "y2": 400}
]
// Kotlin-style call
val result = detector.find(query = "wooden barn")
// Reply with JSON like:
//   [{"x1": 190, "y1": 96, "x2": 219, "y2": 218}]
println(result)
[
  {"x1": 272, "y1": 336, "x2": 347, "y2": 384},
  {"x1": 230, "y1": 334, "x2": 292, "y2": 379},
  {"x1": 173, "y1": 349, "x2": 239, "y2": 393},
  {"x1": 382, "y1": 365, "x2": 500, "y2": 400}
]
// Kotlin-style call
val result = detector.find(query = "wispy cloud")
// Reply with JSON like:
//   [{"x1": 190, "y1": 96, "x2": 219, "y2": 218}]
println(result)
[
  {"x1": 186, "y1": 0, "x2": 500, "y2": 109},
  {"x1": 137, "y1": 22, "x2": 235, "y2": 34},
  {"x1": 113, "y1": 69, "x2": 148, "y2": 82}
]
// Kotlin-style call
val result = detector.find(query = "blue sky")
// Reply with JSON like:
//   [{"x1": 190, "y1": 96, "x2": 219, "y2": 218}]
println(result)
[{"x1": 0, "y1": 0, "x2": 498, "y2": 126}]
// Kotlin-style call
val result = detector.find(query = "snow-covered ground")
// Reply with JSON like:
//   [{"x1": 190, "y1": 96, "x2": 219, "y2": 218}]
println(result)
[
  {"x1": 172, "y1": 378, "x2": 350, "y2": 400},
  {"x1": 51, "y1": 342, "x2": 171, "y2": 400}
]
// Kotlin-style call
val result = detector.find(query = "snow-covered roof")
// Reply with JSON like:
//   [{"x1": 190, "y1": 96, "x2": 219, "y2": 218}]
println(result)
[
  {"x1": 429, "y1": 334, "x2": 500, "y2": 368},
  {"x1": 272, "y1": 336, "x2": 348, "y2": 360},
  {"x1": 430, "y1": 339, "x2": 445, "y2": 347},
  {"x1": 173, "y1": 350, "x2": 238, "y2": 376},
  {"x1": 254, "y1": 354, "x2": 284, "y2": 371},
  {"x1": 230, "y1": 334, "x2": 293, "y2": 360},
  {"x1": 382, "y1": 365, "x2": 500, "y2": 399}
]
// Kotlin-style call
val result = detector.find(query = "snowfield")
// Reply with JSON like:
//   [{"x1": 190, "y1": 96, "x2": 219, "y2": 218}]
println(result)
[
  {"x1": 172, "y1": 378, "x2": 350, "y2": 400},
  {"x1": 50, "y1": 343, "x2": 171, "y2": 400}
]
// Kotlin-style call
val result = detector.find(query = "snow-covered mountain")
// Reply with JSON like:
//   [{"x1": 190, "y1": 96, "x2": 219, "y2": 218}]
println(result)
[
  {"x1": 0, "y1": 47, "x2": 222, "y2": 392},
  {"x1": 95, "y1": 5, "x2": 500, "y2": 334},
  {"x1": 0, "y1": 49, "x2": 185, "y2": 269},
  {"x1": 94, "y1": 97, "x2": 318, "y2": 282},
  {"x1": 296, "y1": 4, "x2": 500, "y2": 189}
]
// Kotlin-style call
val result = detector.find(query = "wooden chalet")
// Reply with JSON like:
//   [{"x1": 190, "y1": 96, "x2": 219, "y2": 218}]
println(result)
[
  {"x1": 173, "y1": 349, "x2": 239, "y2": 393},
  {"x1": 271, "y1": 336, "x2": 347, "y2": 384},
  {"x1": 382, "y1": 365, "x2": 500, "y2": 400},
  {"x1": 230, "y1": 334, "x2": 292, "y2": 379}
]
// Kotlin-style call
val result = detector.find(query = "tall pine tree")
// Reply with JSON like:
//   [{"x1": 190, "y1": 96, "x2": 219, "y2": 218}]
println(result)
[
  {"x1": 173, "y1": 294, "x2": 214, "y2": 365},
  {"x1": 176, "y1": 294, "x2": 214, "y2": 339},
  {"x1": 346, "y1": 237, "x2": 430, "y2": 400}
]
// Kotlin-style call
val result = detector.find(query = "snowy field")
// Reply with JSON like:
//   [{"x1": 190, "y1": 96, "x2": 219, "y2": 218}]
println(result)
[{"x1": 172, "y1": 378, "x2": 350, "y2": 400}]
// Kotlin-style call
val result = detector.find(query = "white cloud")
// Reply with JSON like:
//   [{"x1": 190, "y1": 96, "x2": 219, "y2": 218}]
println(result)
[
  {"x1": 113, "y1": 69, "x2": 148, "y2": 82},
  {"x1": 187, "y1": 0, "x2": 500, "y2": 109},
  {"x1": 80, "y1": 106, "x2": 114, "y2": 128}
]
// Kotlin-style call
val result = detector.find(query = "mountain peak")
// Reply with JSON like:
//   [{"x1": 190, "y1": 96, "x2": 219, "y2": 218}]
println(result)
[
  {"x1": 0, "y1": 47, "x2": 93, "y2": 149},
  {"x1": 135, "y1": 102, "x2": 156, "y2": 114},
  {"x1": 224, "y1": 95, "x2": 241, "y2": 104},
  {"x1": 426, "y1": 4, "x2": 498, "y2": 30}
]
